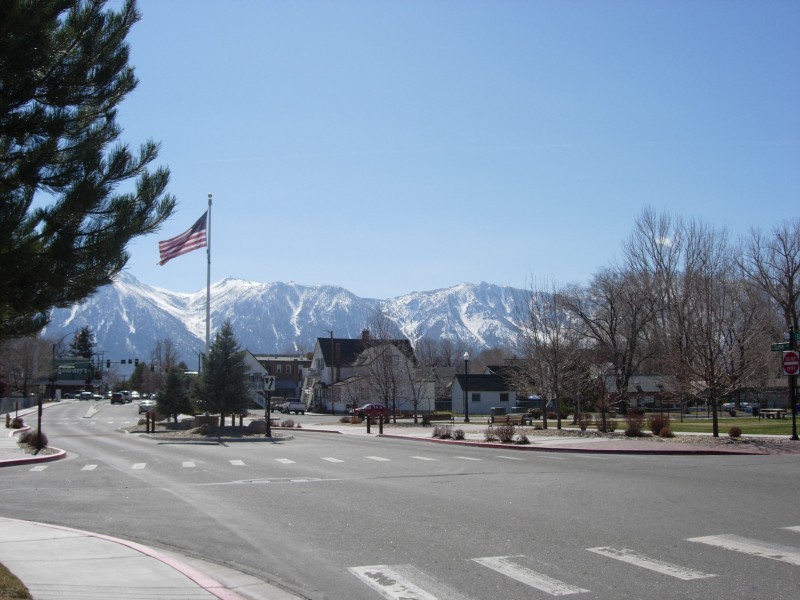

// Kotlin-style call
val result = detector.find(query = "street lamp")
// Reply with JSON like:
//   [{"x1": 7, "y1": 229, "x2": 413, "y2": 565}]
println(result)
[
  {"x1": 324, "y1": 329, "x2": 334, "y2": 414},
  {"x1": 463, "y1": 352, "x2": 470, "y2": 423}
]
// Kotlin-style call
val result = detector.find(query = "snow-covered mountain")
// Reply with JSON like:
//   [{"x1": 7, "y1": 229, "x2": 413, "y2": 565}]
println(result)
[{"x1": 42, "y1": 273, "x2": 526, "y2": 364}]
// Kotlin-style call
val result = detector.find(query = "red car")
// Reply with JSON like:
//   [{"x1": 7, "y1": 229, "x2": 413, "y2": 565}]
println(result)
[{"x1": 353, "y1": 403, "x2": 390, "y2": 418}]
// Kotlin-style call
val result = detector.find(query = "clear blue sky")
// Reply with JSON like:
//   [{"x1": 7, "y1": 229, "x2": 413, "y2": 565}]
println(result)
[{"x1": 118, "y1": 0, "x2": 799, "y2": 299}]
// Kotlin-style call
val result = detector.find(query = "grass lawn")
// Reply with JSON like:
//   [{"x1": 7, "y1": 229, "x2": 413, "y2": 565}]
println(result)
[
  {"x1": 0, "y1": 561, "x2": 31, "y2": 600},
  {"x1": 664, "y1": 417, "x2": 796, "y2": 436}
]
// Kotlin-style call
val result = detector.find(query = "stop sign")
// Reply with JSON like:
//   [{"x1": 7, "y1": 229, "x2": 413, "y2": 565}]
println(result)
[{"x1": 783, "y1": 350, "x2": 800, "y2": 376}]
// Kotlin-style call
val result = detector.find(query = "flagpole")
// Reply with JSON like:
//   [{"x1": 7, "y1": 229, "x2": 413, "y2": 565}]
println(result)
[{"x1": 205, "y1": 193, "x2": 212, "y2": 361}]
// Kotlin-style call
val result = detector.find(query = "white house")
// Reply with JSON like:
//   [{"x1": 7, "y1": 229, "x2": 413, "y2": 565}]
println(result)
[{"x1": 451, "y1": 373, "x2": 516, "y2": 417}]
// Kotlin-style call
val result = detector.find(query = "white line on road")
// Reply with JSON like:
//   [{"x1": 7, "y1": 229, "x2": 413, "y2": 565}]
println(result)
[
  {"x1": 321, "y1": 457, "x2": 344, "y2": 463},
  {"x1": 473, "y1": 556, "x2": 589, "y2": 596},
  {"x1": 182, "y1": 461, "x2": 196, "y2": 468},
  {"x1": 81, "y1": 465, "x2": 97, "y2": 471},
  {"x1": 229, "y1": 460, "x2": 245, "y2": 466},
  {"x1": 366, "y1": 456, "x2": 391, "y2": 462},
  {"x1": 783, "y1": 526, "x2": 800, "y2": 533},
  {"x1": 454, "y1": 456, "x2": 482, "y2": 461},
  {"x1": 29, "y1": 465, "x2": 47, "y2": 472},
  {"x1": 411, "y1": 456, "x2": 437, "y2": 461},
  {"x1": 587, "y1": 547, "x2": 716, "y2": 580},
  {"x1": 496, "y1": 455, "x2": 525, "y2": 461},
  {"x1": 688, "y1": 534, "x2": 800, "y2": 566},
  {"x1": 275, "y1": 458, "x2": 295, "y2": 464},
  {"x1": 131, "y1": 463, "x2": 146, "y2": 470},
  {"x1": 349, "y1": 565, "x2": 439, "y2": 600}
]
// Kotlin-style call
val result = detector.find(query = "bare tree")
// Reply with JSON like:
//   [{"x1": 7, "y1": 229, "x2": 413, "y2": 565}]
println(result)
[{"x1": 0, "y1": 336, "x2": 51, "y2": 398}]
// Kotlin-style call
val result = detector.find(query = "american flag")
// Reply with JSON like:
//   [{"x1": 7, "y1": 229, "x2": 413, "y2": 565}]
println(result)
[{"x1": 158, "y1": 212, "x2": 207, "y2": 266}]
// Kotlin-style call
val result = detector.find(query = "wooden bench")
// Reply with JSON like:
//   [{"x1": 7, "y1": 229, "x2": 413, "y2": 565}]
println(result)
[
  {"x1": 760, "y1": 408, "x2": 788, "y2": 419},
  {"x1": 489, "y1": 413, "x2": 529, "y2": 427},
  {"x1": 422, "y1": 413, "x2": 454, "y2": 426}
]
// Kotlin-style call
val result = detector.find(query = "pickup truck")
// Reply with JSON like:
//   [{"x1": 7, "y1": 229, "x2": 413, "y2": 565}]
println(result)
[{"x1": 280, "y1": 398, "x2": 306, "y2": 415}]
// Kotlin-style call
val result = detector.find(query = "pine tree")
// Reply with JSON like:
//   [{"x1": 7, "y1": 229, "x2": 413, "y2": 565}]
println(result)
[
  {"x1": 197, "y1": 320, "x2": 251, "y2": 423},
  {"x1": 158, "y1": 369, "x2": 193, "y2": 424},
  {"x1": 68, "y1": 326, "x2": 95, "y2": 358},
  {"x1": 0, "y1": 0, "x2": 176, "y2": 338}
]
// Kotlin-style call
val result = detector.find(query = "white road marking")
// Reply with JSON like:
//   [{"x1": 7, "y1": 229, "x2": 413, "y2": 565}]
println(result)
[
  {"x1": 455, "y1": 456, "x2": 481, "y2": 461},
  {"x1": 275, "y1": 458, "x2": 295, "y2": 464},
  {"x1": 81, "y1": 465, "x2": 97, "y2": 471},
  {"x1": 587, "y1": 547, "x2": 716, "y2": 580},
  {"x1": 349, "y1": 565, "x2": 439, "y2": 600},
  {"x1": 411, "y1": 456, "x2": 437, "y2": 461},
  {"x1": 322, "y1": 457, "x2": 344, "y2": 463},
  {"x1": 131, "y1": 463, "x2": 146, "y2": 470},
  {"x1": 784, "y1": 526, "x2": 800, "y2": 533},
  {"x1": 496, "y1": 455, "x2": 525, "y2": 461},
  {"x1": 366, "y1": 456, "x2": 391, "y2": 462},
  {"x1": 29, "y1": 465, "x2": 48, "y2": 472},
  {"x1": 688, "y1": 534, "x2": 800, "y2": 566},
  {"x1": 182, "y1": 461, "x2": 196, "y2": 468},
  {"x1": 229, "y1": 459, "x2": 245, "y2": 466},
  {"x1": 473, "y1": 556, "x2": 589, "y2": 596}
]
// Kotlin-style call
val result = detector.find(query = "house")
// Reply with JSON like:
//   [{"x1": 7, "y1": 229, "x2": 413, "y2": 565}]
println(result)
[
  {"x1": 302, "y1": 330, "x2": 433, "y2": 414},
  {"x1": 253, "y1": 353, "x2": 311, "y2": 400},
  {"x1": 241, "y1": 350, "x2": 269, "y2": 409},
  {"x1": 451, "y1": 372, "x2": 516, "y2": 416}
]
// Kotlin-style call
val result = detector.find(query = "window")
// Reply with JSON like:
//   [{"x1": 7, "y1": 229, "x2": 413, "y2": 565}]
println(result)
[
  {"x1": 276, "y1": 364, "x2": 282, "y2": 374},
  {"x1": 286, "y1": 364, "x2": 292, "y2": 374},
  {"x1": 471, "y1": 393, "x2": 481, "y2": 403},
  {"x1": 500, "y1": 393, "x2": 509, "y2": 403}
]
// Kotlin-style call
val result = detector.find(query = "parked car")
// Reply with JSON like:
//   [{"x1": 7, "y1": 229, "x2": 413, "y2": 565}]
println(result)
[
  {"x1": 78, "y1": 391, "x2": 94, "y2": 401},
  {"x1": 110, "y1": 392, "x2": 125, "y2": 404},
  {"x1": 138, "y1": 399, "x2": 156, "y2": 414},
  {"x1": 352, "y1": 403, "x2": 390, "y2": 418},
  {"x1": 280, "y1": 398, "x2": 306, "y2": 415}
]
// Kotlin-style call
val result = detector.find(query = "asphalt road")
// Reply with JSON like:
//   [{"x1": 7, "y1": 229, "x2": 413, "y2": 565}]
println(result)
[{"x1": 2, "y1": 401, "x2": 799, "y2": 599}]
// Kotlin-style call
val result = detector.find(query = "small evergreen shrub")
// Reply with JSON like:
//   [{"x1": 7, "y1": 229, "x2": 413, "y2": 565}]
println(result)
[
  {"x1": 648, "y1": 413, "x2": 671, "y2": 435},
  {"x1": 515, "y1": 434, "x2": 530, "y2": 445},
  {"x1": 495, "y1": 424, "x2": 515, "y2": 443},
  {"x1": 11, "y1": 416, "x2": 24, "y2": 429},
  {"x1": 728, "y1": 426, "x2": 742, "y2": 438},
  {"x1": 452, "y1": 428, "x2": 465, "y2": 440},
  {"x1": 280, "y1": 419, "x2": 294, "y2": 428},
  {"x1": 432, "y1": 425, "x2": 452, "y2": 439},
  {"x1": 19, "y1": 430, "x2": 48, "y2": 449},
  {"x1": 483, "y1": 428, "x2": 498, "y2": 442},
  {"x1": 528, "y1": 408, "x2": 543, "y2": 419}
]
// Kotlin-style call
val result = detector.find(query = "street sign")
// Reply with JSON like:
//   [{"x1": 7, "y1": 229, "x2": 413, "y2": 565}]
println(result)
[
  {"x1": 784, "y1": 332, "x2": 800, "y2": 341},
  {"x1": 782, "y1": 350, "x2": 800, "y2": 376},
  {"x1": 771, "y1": 342, "x2": 791, "y2": 351},
  {"x1": 263, "y1": 375, "x2": 276, "y2": 391}
]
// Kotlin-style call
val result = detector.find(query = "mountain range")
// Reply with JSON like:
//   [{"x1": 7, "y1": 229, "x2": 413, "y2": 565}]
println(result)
[{"x1": 41, "y1": 273, "x2": 527, "y2": 365}]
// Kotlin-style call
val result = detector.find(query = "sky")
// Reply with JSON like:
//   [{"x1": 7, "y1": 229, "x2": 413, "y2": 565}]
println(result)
[{"x1": 116, "y1": 0, "x2": 800, "y2": 300}]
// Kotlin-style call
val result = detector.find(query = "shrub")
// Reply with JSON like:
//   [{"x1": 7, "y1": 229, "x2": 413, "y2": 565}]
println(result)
[
  {"x1": 339, "y1": 416, "x2": 352, "y2": 423},
  {"x1": 596, "y1": 418, "x2": 617, "y2": 433},
  {"x1": 658, "y1": 426, "x2": 674, "y2": 438},
  {"x1": 577, "y1": 413, "x2": 593, "y2": 431},
  {"x1": 11, "y1": 416, "x2": 24, "y2": 429},
  {"x1": 728, "y1": 426, "x2": 742, "y2": 438},
  {"x1": 483, "y1": 428, "x2": 498, "y2": 442},
  {"x1": 729, "y1": 409, "x2": 737, "y2": 417},
  {"x1": 452, "y1": 428, "x2": 465, "y2": 440},
  {"x1": 19, "y1": 430, "x2": 48, "y2": 449},
  {"x1": 528, "y1": 408, "x2": 543, "y2": 419},
  {"x1": 495, "y1": 424, "x2": 515, "y2": 443},
  {"x1": 433, "y1": 425, "x2": 452, "y2": 439},
  {"x1": 350, "y1": 416, "x2": 362, "y2": 424},
  {"x1": 546, "y1": 411, "x2": 557, "y2": 420},
  {"x1": 624, "y1": 412, "x2": 646, "y2": 437},
  {"x1": 648, "y1": 413, "x2": 671, "y2": 435},
  {"x1": 515, "y1": 434, "x2": 530, "y2": 445},
  {"x1": 280, "y1": 419, "x2": 294, "y2": 428}
]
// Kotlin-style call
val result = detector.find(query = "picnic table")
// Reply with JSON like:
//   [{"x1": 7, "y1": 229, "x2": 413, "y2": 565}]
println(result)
[{"x1": 760, "y1": 408, "x2": 788, "y2": 419}]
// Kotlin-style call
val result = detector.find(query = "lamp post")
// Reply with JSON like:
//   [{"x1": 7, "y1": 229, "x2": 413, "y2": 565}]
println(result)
[
  {"x1": 324, "y1": 329, "x2": 334, "y2": 414},
  {"x1": 463, "y1": 352, "x2": 470, "y2": 423}
]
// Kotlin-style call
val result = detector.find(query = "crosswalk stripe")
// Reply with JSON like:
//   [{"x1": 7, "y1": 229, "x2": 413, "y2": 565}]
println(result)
[
  {"x1": 473, "y1": 556, "x2": 589, "y2": 596},
  {"x1": 182, "y1": 461, "x2": 196, "y2": 468},
  {"x1": 411, "y1": 456, "x2": 437, "y2": 461},
  {"x1": 29, "y1": 465, "x2": 48, "y2": 472},
  {"x1": 81, "y1": 465, "x2": 97, "y2": 471},
  {"x1": 229, "y1": 459, "x2": 245, "y2": 466},
  {"x1": 688, "y1": 534, "x2": 800, "y2": 566},
  {"x1": 366, "y1": 456, "x2": 391, "y2": 462},
  {"x1": 275, "y1": 458, "x2": 295, "y2": 464},
  {"x1": 321, "y1": 457, "x2": 344, "y2": 463},
  {"x1": 132, "y1": 463, "x2": 146, "y2": 470},
  {"x1": 349, "y1": 565, "x2": 439, "y2": 600},
  {"x1": 587, "y1": 547, "x2": 715, "y2": 580}
]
